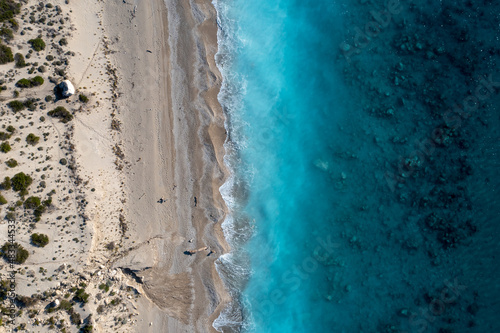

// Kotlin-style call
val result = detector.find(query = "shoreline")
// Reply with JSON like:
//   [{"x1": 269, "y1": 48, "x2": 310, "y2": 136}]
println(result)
[
  {"x1": 2, "y1": 0, "x2": 497, "y2": 332},
  {"x1": 99, "y1": 0, "x2": 231, "y2": 331}
]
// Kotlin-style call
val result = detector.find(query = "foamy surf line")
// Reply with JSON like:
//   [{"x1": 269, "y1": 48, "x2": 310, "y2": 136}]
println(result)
[{"x1": 212, "y1": 0, "x2": 252, "y2": 331}]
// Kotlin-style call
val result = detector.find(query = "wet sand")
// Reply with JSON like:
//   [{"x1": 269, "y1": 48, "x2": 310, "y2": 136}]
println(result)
[{"x1": 100, "y1": 0, "x2": 230, "y2": 331}]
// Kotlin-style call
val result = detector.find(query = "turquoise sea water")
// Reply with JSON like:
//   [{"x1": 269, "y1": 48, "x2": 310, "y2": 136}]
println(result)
[
  {"x1": 214, "y1": 1, "x2": 366, "y2": 330},
  {"x1": 213, "y1": 0, "x2": 500, "y2": 332}
]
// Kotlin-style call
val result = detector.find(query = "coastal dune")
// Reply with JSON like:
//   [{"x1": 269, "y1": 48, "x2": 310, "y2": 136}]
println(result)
[{"x1": 100, "y1": 0, "x2": 229, "y2": 331}]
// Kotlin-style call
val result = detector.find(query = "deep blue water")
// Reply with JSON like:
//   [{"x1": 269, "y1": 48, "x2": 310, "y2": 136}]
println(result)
[{"x1": 213, "y1": 0, "x2": 500, "y2": 332}]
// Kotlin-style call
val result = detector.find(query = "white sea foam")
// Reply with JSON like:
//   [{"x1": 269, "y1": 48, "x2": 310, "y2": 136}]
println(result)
[{"x1": 212, "y1": 0, "x2": 253, "y2": 331}]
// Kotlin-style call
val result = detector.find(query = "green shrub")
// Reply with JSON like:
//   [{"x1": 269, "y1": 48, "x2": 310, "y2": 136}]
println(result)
[
  {"x1": 7, "y1": 100, "x2": 24, "y2": 112},
  {"x1": 30, "y1": 233, "x2": 49, "y2": 247},
  {"x1": 8, "y1": 18, "x2": 18, "y2": 30},
  {"x1": 16, "y1": 294, "x2": 41, "y2": 308},
  {"x1": 0, "y1": 194, "x2": 6, "y2": 205},
  {"x1": 21, "y1": 99, "x2": 36, "y2": 111},
  {"x1": 11, "y1": 172, "x2": 32, "y2": 192},
  {"x1": 23, "y1": 196, "x2": 40, "y2": 209},
  {"x1": 23, "y1": 98, "x2": 36, "y2": 111},
  {"x1": 57, "y1": 299, "x2": 73, "y2": 311},
  {"x1": 54, "y1": 67, "x2": 65, "y2": 77},
  {"x1": 79, "y1": 94, "x2": 88, "y2": 103},
  {"x1": 45, "y1": 55, "x2": 54, "y2": 61},
  {"x1": 48, "y1": 106, "x2": 73, "y2": 123},
  {"x1": 1, "y1": 242, "x2": 29, "y2": 264},
  {"x1": 0, "y1": 141, "x2": 11, "y2": 153},
  {"x1": 0, "y1": 132, "x2": 10, "y2": 140},
  {"x1": 98, "y1": 283, "x2": 110, "y2": 292},
  {"x1": 81, "y1": 324, "x2": 93, "y2": 333},
  {"x1": 15, "y1": 78, "x2": 31, "y2": 88},
  {"x1": 5, "y1": 158, "x2": 17, "y2": 167},
  {"x1": 31, "y1": 75, "x2": 44, "y2": 86},
  {"x1": 73, "y1": 288, "x2": 89, "y2": 304},
  {"x1": 42, "y1": 197, "x2": 51, "y2": 206},
  {"x1": 14, "y1": 53, "x2": 25, "y2": 67},
  {"x1": 58, "y1": 38, "x2": 67, "y2": 46},
  {"x1": 59, "y1": 158, "x2": 67, "y2": 165},
  {"x1": 69, "y1": 310, "x2": 81, "y2": 325},
  {"x1": 6, "y1": 126, "x2": 15, "y2": 133},
  {"x1": 33, "y1": 205, "x2": 45, "y2": 218},
  {"x1": 0, "y1": 27, "x2": 13, "y2": 41},
  {"x1": 0, "y1": 1, "x2": 21, "y2": 22},
  {"x1": 25, "y1": 133, "x2": 39, "y2": 145},
  {"x1": 15, "y1": 76, "x2": 45, "y2": 88},
  {"x1": 4, "y1": 210, "x2": 14, "y2": 220},
  {"x1": 5, "y1": 212, "x2": 15, "y2": 221},
  {"x1": 28, "y1": 38, "x2": 45, "y2": 51},
  {"x1": 1, "y1": 177, "x2": 11, "y2": 190},
  {"x1": 0, "y1": 280, "x2": 9, "y2": 299},
  {"x1": 0, "y1": 43, "x2": 13, "y2": 64}
]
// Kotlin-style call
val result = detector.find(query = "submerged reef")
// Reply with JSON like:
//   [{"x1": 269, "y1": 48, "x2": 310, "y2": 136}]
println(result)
[{"x1": 336, "y1": 0, "x2": 499, "y2": 331}]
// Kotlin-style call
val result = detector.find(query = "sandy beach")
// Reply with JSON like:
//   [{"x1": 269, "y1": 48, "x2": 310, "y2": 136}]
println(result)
[
  {"x1": 98, "y1": 0, "x2": 230, "y2": 331},
  {"x1": 0, "y1": 0, "x2": 229, "y2": 331}
]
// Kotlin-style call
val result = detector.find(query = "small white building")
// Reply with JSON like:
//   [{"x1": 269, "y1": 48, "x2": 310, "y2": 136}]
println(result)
[{"x1": 58, "y1": 80, "x2": 75, "y2": 97}]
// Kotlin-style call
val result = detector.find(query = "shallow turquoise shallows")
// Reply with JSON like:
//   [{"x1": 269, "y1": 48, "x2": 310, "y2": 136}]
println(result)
[
  {"x1": 213, "y1": 0, "x2": 500, "y2": 331},
  {"x1": 214, "y1": 0, "x2": 357, "y2": 331}
]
